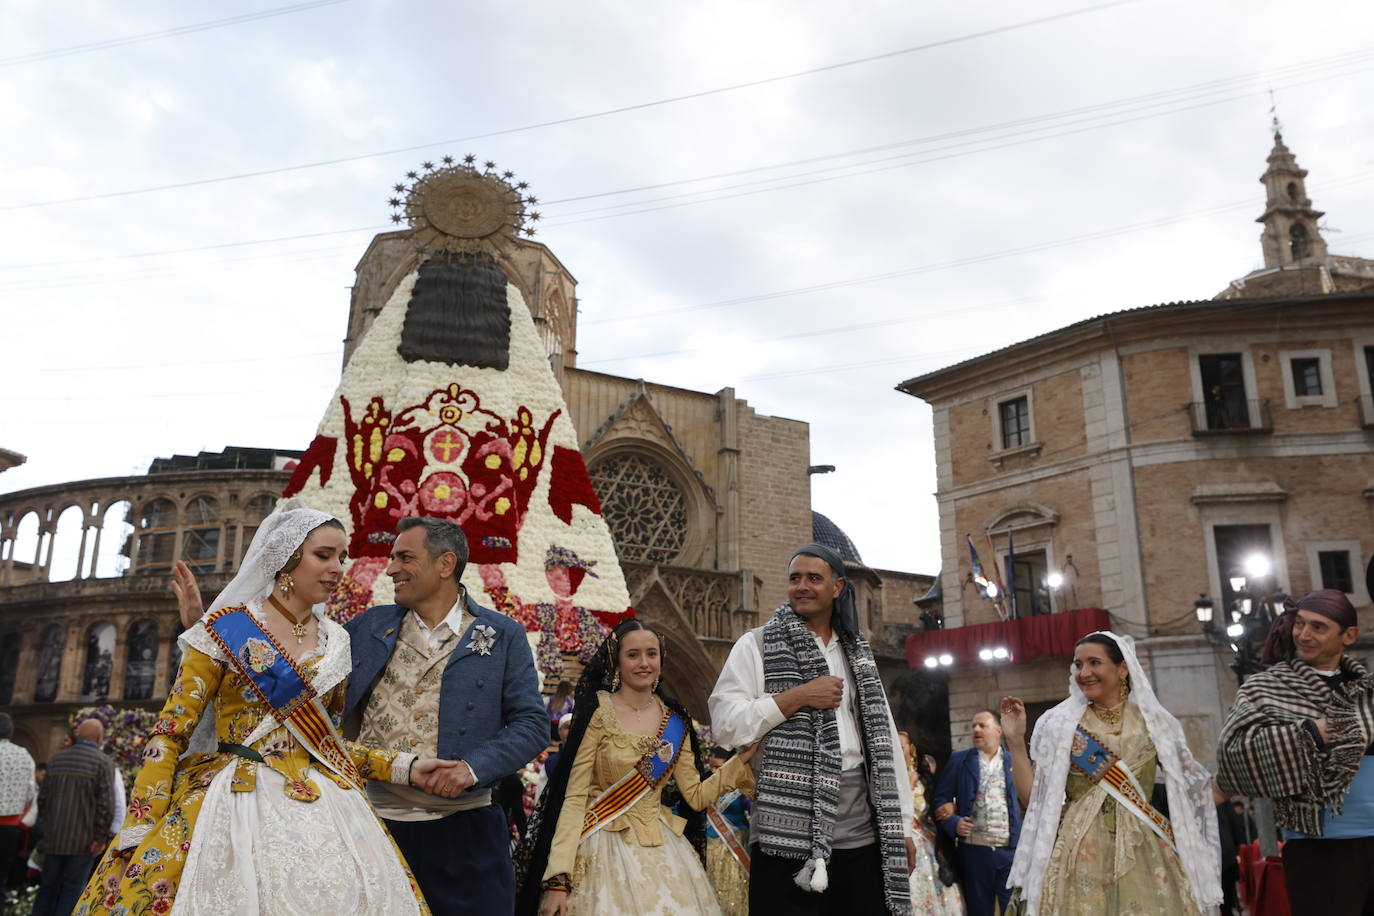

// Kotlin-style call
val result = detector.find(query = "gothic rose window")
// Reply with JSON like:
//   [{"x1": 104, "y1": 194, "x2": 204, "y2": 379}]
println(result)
[{"x1": 588, "y1": 454, "x2": 687, "y2": 565}]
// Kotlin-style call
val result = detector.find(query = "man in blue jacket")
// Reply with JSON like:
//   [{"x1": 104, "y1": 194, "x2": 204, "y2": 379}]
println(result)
[
  {"x1": 345, "y1": 517, "x2": 547, "y2": 916},
  {"x1": 932, "y1": 709, "x2": 1022, "y2": 916}
]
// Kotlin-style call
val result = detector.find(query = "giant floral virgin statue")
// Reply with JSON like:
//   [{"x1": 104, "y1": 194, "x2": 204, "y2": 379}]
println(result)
[{"x1": 283, "y1": 158, "x2": 630, "y2": 678}]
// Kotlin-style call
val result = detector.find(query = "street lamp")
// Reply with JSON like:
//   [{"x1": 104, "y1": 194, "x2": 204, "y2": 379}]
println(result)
[{"x1": 1198, "y1": 555, "x2": 1289, "y2": 858}]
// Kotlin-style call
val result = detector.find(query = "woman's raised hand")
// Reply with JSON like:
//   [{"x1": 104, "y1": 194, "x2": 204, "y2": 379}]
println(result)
[
  {"x1": 736, "y1": 742, "x2": 759, "y2": 765},
  {"x1": 171, "y1": 561, "x2": 205, "y2": 628},
  {"x1": 1000, "y1": 696, "x2": 1028, "y2": 742}
]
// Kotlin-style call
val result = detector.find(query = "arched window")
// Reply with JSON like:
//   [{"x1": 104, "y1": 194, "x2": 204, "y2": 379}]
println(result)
[
  {"x1": 80, "y1": 622, "x2": 116, "y2": 703},
  {"x1": 48, "y1": 505, "x2": 86, "y2": 582},
  {"x1": 34, "y1": 624, "x2": 64, "y2": 703},
  {"x1": 588, "y1": 453, "x2": 688, "y2": 565},
  {"x1": 1290, "y1": 222, "x2": 1312, "y2": 260},
  {"x1": 182, "y1": 496, "x2": 221, "y2": 574},
  {"x1": 136, "y1": 498, "x2": 177, "y2": 572},
  {"x1": 239, "y1": 494, "x2": 275, "y2": 562},
  {"x1": 94, "y1": 500, "x2": 134, "y2": 578},
  {"x1": 10, "y1": 511, "x2": 42, "y2": 581},
  {"x1": 1286, "y1": 181, "x2": 1299, "y2": 202},
  {"x1": 123, "y1": 620, "x2": 159, "y2": 700},
  {"x1": 0, "y1": 630, "x2": 18, "y2": 704}
]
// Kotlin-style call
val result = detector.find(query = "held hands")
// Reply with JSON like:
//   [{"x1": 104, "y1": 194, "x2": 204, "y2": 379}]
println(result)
[
  {"x1": 171, "y1": 562, "x2": 205, "y2": 629},
  {"x1": 538, "y1": 889, "x2": 569, "y2": 916},
  {"x1": 736, "y1": 742, "x2": 760, "y2": 765},
  {"x1": 410, "y1": 758, "x2": 475, "y2": 798},
  {"x1": 999, "y1": 696, "x2": 1027, "y2": 743},
  {"x1": 955, "y1": 816, "x2": 974, "y2": 838},
  {"x1": 933, "y1": 802, "x2": 955, "y2": 822}
]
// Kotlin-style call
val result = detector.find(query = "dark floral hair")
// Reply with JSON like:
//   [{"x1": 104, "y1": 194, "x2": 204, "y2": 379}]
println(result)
[{"x1": 514, "y1": 618, "x2": 708, "y2": 913}]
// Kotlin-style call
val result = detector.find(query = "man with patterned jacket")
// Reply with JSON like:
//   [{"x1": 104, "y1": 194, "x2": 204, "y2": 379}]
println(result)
[
  {"x1": 344, "y1": 516, "x2": 547, "y2": 916},
  {"x1": 1217, "y1": 588, "x2": 1374, "y2": 916}
]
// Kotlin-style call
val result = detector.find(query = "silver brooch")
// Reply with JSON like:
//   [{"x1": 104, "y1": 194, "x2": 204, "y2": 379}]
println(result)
[{"x1": 466, "y1": 624, "x2": 497, "y2": 656}]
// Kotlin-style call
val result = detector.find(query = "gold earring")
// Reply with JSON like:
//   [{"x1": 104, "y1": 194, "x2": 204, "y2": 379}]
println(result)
[
  {"x1": 652, "y1": 675, "x2": 660, "y2": 691},
  {"x1": 611, "y1": 670, "x2": 621, "y2": 691},
  {"x1": 276, "y1": 572, "x2": 295, "y2": 597},
  {"x1": 1119, "y1": 680, "x2": 1130, "y2": 701}
]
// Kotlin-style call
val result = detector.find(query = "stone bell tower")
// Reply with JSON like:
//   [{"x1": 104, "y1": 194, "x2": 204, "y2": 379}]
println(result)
[{"x1": 1256, "y1": 129, "x2": 1328, "y2": 268}]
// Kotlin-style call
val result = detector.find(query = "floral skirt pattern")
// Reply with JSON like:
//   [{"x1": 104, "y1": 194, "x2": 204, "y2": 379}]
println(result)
[
  {"x1": 75, "y1": 759, "x2": 427, "y2": 915},
  {"x1": 569, "y1": 825, "x2": 723, "y2": 916}
]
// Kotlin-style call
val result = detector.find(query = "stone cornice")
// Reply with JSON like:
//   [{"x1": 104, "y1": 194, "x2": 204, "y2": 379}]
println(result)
[{"x1": 897, "y1": 293, "x2": 1374, "y2": 405}]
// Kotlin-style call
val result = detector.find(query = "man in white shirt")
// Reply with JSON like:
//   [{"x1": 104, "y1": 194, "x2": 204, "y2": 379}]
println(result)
[{"x1": 710, "y1": 543, "x2": 916, "y2": 915}]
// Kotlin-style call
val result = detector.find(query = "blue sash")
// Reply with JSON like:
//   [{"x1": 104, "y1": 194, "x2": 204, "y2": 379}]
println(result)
[
  {"x1": 206, "y1": 606, "x2": 364, "y2": 791},
  {"x1": 581, "y1": 709, "x2": 687, "y2": 838}
]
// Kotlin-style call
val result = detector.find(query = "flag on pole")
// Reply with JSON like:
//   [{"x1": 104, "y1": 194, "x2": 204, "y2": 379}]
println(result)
[
  {"x1": 1006, "y1": 529, "x2": 1019, "y2": 619},
  {"x1": 984, "y1": 532, "x2": 1010, "y2": 621},
  {"x1": 968, "y1": 534, "x2": 1007, "y2": 620}
]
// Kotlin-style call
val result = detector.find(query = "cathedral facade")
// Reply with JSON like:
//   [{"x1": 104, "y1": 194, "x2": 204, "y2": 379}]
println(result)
[{"x1": 0, "y1": 182, "x2": 931, "y2": 760}]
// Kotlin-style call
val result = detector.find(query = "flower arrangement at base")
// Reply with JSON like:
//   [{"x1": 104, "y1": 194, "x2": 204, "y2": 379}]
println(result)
[{"x1": 69, "y1": 705, "x2": 157, "y2": 791}]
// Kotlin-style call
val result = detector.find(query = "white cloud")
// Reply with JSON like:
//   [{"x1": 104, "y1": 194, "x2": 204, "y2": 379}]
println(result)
[{"x1": 3, "y1": 0, "x2": 1374, "y2": 575}]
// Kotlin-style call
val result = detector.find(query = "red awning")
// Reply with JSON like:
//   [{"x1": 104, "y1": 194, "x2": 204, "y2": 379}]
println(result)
[{"x1": 905, "y1": 607, "x2": 1111, "y2": 668}]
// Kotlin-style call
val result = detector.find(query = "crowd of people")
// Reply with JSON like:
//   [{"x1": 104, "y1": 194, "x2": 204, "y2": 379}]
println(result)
[{"x1": 1, "y1": 501, "x2": 1369, "y2": 915}]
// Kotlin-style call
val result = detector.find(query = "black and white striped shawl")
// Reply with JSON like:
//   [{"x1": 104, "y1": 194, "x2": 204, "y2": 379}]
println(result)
[
  {"x1": 1217, "y1": 654, "x2": 1374, "y2": 836},
  {"x1": 752, "y1": 604, "x2": 910, "y2": 914}
]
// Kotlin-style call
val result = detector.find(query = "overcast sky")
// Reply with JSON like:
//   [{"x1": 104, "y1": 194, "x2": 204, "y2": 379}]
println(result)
[{"x1": 3, "y1": 0, "x2": 1373, "y2": 577}]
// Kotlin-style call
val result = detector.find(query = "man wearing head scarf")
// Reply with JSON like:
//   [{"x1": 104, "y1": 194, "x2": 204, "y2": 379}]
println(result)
[
  {"x1": 709, "y1": 543, "x2": 916, "y2": 915},
  {"x1": 1217, "y1": 588, "x2": 1374, "y2": 915}
]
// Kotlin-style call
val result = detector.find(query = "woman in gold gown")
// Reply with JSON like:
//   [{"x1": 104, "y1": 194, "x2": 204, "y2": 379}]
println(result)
[
  {"x1": 516, "y1": 619, "x2": 755, "y2": 916},
  {"x1": 74, "y1": 505, "x2": 451, "y2": 916},
  {"x1": 1002, "y1": 632, "x2": 1221, "y2": 916}
]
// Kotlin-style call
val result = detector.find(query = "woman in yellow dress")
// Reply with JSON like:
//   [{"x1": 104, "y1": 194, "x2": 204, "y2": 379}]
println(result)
[
  {"x1": 516, "y1": 619, "x2": 756, "y2": 916},
  {"x1": 1002, "y1": 632, "x2": 1221, "y2": 916},
  {"x1": 74, "y1": 504, "x2": 453, "y2": 916}
]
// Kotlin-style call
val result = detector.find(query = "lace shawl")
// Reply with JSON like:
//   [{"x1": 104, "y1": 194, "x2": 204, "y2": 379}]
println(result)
[{"x1": 1007, "y1": 631, "x2": 1221, "y2": 916}]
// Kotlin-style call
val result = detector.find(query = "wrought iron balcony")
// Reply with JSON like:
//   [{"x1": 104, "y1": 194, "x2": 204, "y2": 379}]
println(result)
[{"x1": 1187, "y1": 398, "x2": 1272, "y2": 435}]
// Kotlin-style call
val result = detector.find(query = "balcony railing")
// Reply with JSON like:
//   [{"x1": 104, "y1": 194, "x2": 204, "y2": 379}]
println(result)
[
  {"x1": 1359, "y1": 394, "x2": 1374, "y2": 430},
  {"x1": 1187, "y1": 398, "x2": 1272, "y2": 435}
]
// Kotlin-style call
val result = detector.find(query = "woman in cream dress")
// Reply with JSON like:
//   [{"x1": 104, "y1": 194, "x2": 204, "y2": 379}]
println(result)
[
  {"x1": 1002, "y1": 632, "x2": 1221, "y2": 916},
  {"x1": 517, "y1": 618, "x2": 755, "y2": 916}
]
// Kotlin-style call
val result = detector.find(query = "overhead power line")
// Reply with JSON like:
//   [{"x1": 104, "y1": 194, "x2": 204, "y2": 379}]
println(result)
[
  {"x1": 0, "y1": 0, "x2": 351, "y2": 68},
  {"x1": 577, "y1": 173, "x2": 1374, "y2": 327},
  {"x1": 0, "y1": 225, "x2": 387, "y2": 272},
  {"x1": 0, "y1": 0, "x2": 1139, "y2": 211},
  {"x1": 541, "y1": 62, "x2": 1374, "y2": 227},
  {"x1": 540, "y1": 45, "x2": 1374, "y2": 208}
]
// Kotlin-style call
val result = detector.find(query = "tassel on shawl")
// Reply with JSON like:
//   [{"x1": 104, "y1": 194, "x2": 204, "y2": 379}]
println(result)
[{"x1": 794, "y1": 856, "x2": 829, "y2": 893}]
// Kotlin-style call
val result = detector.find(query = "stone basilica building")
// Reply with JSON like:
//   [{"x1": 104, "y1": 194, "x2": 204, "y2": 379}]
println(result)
[{"x1": 0, "y1": 196, "x2": 933, "y2": 760}]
